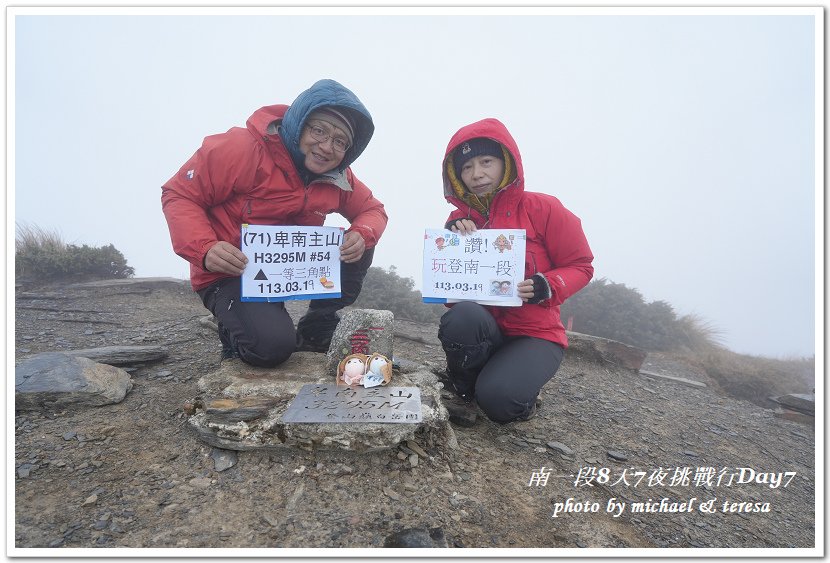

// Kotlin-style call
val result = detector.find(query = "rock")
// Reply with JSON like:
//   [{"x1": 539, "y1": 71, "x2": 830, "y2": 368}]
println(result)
[
  {"x1": 383, "y1": 527, "x2": 448, "y2": 548},
  {"x1": 210, "y1": 448, "x2": 238, "y2": 472},
  {"x1": 63, "y1": 345, "x2": 167, "y2": 366},
  {"x1": 325, "y1": 309, "x2": 395, "y2": 376},
  {"x1": 406, "y1": 441, "x2": 429, "y2": 458},
  {"x1": 771, "y1": 393, "x2": 814, "y2": 415},
  {"x1": 383, "y1": 487, "x2": 401, "y2": 501},
  {"x1": 546, "y1": 441, "x2": 574, "y2": 456},
  {"x1": 68, "y1": 277, "x2": 188, "y2": 290},
  {"x1": 638, "y1": 369, "x2": 706, "y2": 389},
  {"x1": 774, "y1": 407, "x2": 814, "y2": 426},
  {"x1": 189, "y1": 353, "x2": 450, "y2": 453},
  {"x1": 683, "y1": 450, "x2": 699, "y2": 457},
  {"x1": 189, "y1": 477, "x2": 212, "y2": 488},
  {"x1": 607, "y1": 450, "x2": 628, "y2": 461},
  {"x1": 15, "y1": 353, "x2": 133, "y2": 412},
  {"x1": 205, "y1": 397, "x2": 282, "y2": 424},
  {"x1": 566, "y1": 332, "x2": 648, "y2": 371},
  {"x1": 81, "y1": 494, "x2": 98, "y2": 506}
]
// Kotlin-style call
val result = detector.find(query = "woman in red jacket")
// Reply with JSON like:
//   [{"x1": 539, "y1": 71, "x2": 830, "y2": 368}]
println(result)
[
  {"x1": 438, "y1": 118, "x2": 594, "y2": 425},
  {"x1": 161, "y1": 79, "x2": 387, "y2": 366}
]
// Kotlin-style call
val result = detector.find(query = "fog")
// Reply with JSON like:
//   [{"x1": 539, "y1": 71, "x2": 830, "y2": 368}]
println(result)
[{"x1": 11, "y1": 7, "x2": 820, "y2": 359}]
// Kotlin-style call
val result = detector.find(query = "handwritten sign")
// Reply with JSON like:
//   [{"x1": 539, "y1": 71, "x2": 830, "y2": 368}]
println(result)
[
  {"x1": 240, "y1": 224, "x2": 342, "y2": 302},
  {"x1": 422, "y1": 228, "x2": 526, "y2": 307},
  {"x1": 281, "y1": 384, "x2": 422, "y2": 423}
]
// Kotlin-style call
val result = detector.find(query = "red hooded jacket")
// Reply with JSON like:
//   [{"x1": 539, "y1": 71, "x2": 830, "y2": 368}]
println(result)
[
  {"x1": 161, "y1": 105, "x2": 388, "y2": 291},
  {"x1": 442, "y1": 118, "x2": 594, "y2": 348}
]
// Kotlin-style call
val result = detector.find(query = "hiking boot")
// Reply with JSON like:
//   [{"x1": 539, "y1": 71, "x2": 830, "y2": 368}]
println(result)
[
  {"x1": 220, "y1": 345, "x2": 240, "y2": 364},
  {"x1": 519, "y1": 395, "x2": 543, "y2": 422},
  {"x1": 440, "y1": 392, "x2": 478, "y2": 427},
  {"x1": 295, "y1": 332, "x2": 330, "y2": 353}
]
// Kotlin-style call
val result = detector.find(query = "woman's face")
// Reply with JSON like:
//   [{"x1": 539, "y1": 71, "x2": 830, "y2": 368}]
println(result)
[
  {"x1": 300, "y1": 119, "x2": 348, "y2": 174},
  {"x1": 460, "y1": 155, "x2": 505, "y2": 196}
]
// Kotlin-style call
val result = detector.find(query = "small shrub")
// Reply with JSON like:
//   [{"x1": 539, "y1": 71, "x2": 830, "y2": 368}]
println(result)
[
  {"x1": 353, "y1": 266, "x2": 444, "y2": 324},
  {"x1": 15, "y1": 223, "x2": 135, "y2": 285}
]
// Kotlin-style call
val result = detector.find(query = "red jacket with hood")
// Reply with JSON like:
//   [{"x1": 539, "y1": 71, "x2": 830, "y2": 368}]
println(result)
[
  {"x1": 442, "y1": 118, "x2": 594, "y2": 348},
  {"x1": 161, "y1": 104, "x2": 387, "y2": 292}
]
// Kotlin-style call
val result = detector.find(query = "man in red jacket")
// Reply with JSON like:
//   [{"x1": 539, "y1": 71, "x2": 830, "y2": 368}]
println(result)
[{"x1": 161, "y1": 79, "x2": 387, "y2": 366}]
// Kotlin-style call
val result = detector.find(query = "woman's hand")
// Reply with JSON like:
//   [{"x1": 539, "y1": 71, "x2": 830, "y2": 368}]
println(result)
[
  {"x1": 517, "y1": 278, "x2": 536, "y2": 302},
  {"x1": 449, "y1": 219, "x2": 478, "y2": 236}
]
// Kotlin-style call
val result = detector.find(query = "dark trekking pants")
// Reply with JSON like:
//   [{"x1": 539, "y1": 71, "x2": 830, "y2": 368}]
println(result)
[
  {"x1": 295, "y1": 247, "x2": 374, "y2": 349},
  {"x1": 197, "y1": 247, "x2": 374, "y2": 367},
  {"x1": 437, "y1": 301, "x2": 564, "y2": 423}
]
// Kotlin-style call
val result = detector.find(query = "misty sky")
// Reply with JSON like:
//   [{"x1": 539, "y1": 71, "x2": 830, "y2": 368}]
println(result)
[{"x1": 10, "y1": 8, "x2": 820, "y2": 359}]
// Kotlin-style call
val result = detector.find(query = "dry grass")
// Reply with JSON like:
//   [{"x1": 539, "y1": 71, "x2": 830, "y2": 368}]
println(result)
[
  {"x1": 15, "y1": 222, "x2": 65, "y2": 253},
  {"x1": 681, "y1": 343, "x2": 815, "y2": 408}
]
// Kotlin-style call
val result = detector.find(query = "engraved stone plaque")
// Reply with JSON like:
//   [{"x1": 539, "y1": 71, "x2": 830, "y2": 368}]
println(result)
[{"x1": 281, "y1": 384, "x2": 422, "y2": 424}]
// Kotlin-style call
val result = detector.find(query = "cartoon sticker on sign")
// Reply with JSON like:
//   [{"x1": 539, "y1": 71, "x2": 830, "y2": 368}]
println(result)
[{"x1": 240, "y1": 224, "x2": 343, "y2": 302}]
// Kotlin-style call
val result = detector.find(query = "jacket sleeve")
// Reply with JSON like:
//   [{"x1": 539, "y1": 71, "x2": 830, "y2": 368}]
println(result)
[
  {"x1": 160, "y1": 131, "x2": 258, "y2": 269},
  {"x1": 537, "y1": 201, "x2": 594, "y2": 307},
  {"x1": 337, "y1": 170, "x2": 388, "y2": 249}
]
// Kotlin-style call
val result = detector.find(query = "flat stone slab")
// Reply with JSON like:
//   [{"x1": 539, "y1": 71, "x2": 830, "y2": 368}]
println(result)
[
  {"x1": 189, "y1": 352, "x2": 451, "y2": 453},
  {"x1": 63, "y1": 345, "x2": 168, "y2": 366},
  {"x1": 15, "y1": 352, "x2": 133, "y2": 411},
  {"x1": 771, "y1": 393, "x2": 814, "y2": 415},
  {"x1": 566, "y1": 332, "x2": 648, "y2": 371},
  {"x1": 639, "y1": 369, "x2": 707, "y2": 389},
  {"x1": 774, "y1": 407, "x2": 814, "y2": 426},
  {"x1": 68, "y1": 277, "x2": 188, "y2": 289}
]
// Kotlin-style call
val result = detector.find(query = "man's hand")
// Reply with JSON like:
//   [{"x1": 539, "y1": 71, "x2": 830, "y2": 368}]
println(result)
[
  {"x1": 449, "y1": 219, "x2": 477, "y2": 236},
  {"x1": 204, "y1": 241, "x2": 248, "y2": 275},
  {"x1": 340, "y1": 231, "x2": 366, "y2": 263}
]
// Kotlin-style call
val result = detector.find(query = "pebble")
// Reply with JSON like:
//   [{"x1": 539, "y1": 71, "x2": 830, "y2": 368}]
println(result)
[
  {"x1": 383, "y1": 487, "x2": 401, "y2": 501},
  {"x1": 62, "y1": 431, "x2": 76, "y2": 441},
  {"x1": 547, "y1": 441, "x2": 574, "y2": 456},
  {"x1": 17, "y1": 464, "x2": 33, "y2": 478},
  {"x1": 683, "y1": 450, "x2": 699, "y2": 457},
  {"x1": 405, "y1": 441, "x2": 429, "y2": 458},
  {"x1": 82, "y1": 494, "x2": 98, "y2": 506},
  {"x1": 210, "y1": 448, "x2": 238, "y2": 472},
  {"x1": 607, "y1": 450, "x2": 628, "y2": 461},
  {"x1": 189, "y1": 477, "x2": 212, "y2": 488}
]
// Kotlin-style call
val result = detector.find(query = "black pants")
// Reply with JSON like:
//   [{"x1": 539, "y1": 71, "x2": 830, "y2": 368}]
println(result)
[
  {"x1": 438, "y1": 301, "x2": 564, "y2": 423},
  {"x1": 197, "y1": 248, "x2": 374, "y2": 367}
]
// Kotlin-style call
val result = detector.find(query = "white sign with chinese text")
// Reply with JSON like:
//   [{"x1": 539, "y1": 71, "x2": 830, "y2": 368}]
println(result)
[
  {"x1": 421, "y1": 228, "x2": 526, "y2": 307},
  {"x1": 240, "y1": 224, "x2": 342, "y2": 302}
]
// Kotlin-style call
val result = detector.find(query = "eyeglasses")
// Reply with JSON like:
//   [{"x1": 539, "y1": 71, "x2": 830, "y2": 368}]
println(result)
[{"x1": 304, "y1": 122, "x2": 351, "y2": 153}]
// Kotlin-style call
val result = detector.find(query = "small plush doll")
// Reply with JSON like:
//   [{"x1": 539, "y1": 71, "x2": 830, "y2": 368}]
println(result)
[
  {"x1": 363, "y1": 353, "x2": 393, "y2": 388},
  {"x1": 337, "y1": 354, "x2": 368, "y2": 386}
]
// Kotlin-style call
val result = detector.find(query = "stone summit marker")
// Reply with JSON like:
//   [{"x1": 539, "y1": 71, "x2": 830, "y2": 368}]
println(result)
[{"x1": 282, "y1": 384, "x2": 422, "y2": 424}]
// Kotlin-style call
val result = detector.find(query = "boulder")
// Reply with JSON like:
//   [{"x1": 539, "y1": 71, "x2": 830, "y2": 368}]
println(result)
[
  {"x1": 771, "y1": 393, "x2": 814, "y2": 415},
  {"x1": 188, "y1": 351, "x2": 452, "y2": 453},
  {"x1": 566, "y1": 332, "x2": 648, "y2": 371},
  {"x1": 325, "y1": 309, "x2": 394, "y2": 376},
  {"x1": 15, "y1": 352, "x2": 133, "y2": 411}
]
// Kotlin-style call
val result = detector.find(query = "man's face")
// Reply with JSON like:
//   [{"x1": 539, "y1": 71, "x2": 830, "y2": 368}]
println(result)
[{"x1": 300, "y1": 119, "x2": 349, "y2": 174}]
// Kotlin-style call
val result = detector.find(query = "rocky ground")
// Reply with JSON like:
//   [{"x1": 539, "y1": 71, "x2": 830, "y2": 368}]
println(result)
[{"x1": 13, "y1": 278, "x2": 817, "y2": 552}]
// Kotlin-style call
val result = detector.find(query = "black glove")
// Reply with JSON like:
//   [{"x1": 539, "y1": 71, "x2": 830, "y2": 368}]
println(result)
[{"x1": 526, "y1": 273, "x2": 553, "y2": 305}]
